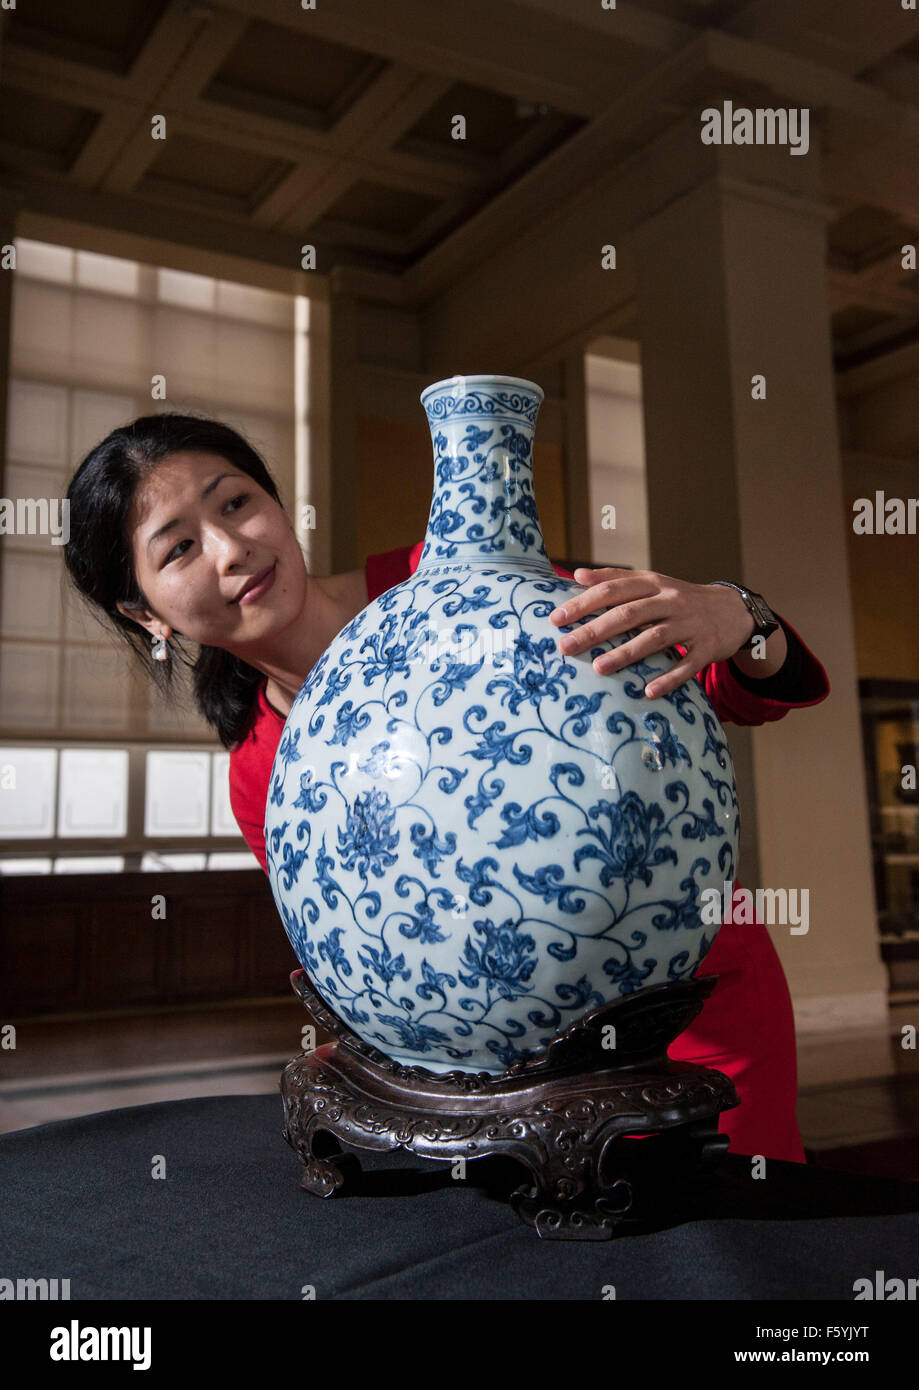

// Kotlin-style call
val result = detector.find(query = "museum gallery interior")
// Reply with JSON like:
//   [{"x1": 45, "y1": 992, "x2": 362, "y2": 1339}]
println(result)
[{"x1": 0, "y1": 0, "x2": 917, "y2": 1303}]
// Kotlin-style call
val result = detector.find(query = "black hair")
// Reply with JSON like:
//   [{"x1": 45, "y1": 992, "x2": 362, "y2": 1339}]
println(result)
[{"x1": 63, "y1": 411, "x2": 284, "y2": 749}]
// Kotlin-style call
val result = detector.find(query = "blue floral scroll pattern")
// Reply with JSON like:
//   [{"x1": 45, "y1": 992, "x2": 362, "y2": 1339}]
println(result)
[
  {"x1": 265, "y1": 565, "x2": 739, "y2": 1074},
  {"x1": 420, "y1": 410, "x2": 550, "y2": 564}
]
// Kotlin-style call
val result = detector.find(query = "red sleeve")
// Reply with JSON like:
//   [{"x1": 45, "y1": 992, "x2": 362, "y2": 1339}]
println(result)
[
  {"x1": 366, "y1": 543, "x2": 421, "y2": 602},
  {"x1": 674, "y1": 613, "x2": 830, "y2": 726},
  {"x1": 228, "y1": 736, "x2": 270, "y2": 872}
]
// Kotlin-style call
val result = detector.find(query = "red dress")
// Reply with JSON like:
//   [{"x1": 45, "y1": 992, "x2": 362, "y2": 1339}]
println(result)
[{"x1": 229, "y1": 542, "x2": 830, "y2": 1163}]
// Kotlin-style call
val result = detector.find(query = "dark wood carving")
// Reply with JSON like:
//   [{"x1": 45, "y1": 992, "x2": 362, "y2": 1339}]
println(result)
[{"x1": 281, "y1": 969, "x2": 739, "y2": 1240}]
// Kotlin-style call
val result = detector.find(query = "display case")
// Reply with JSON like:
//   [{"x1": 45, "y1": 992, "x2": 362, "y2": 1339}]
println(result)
[{"x1": 860, "y1": 679, "x2": 919, "y2": 995}]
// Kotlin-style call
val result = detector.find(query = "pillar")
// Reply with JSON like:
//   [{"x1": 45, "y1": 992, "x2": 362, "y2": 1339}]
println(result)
[
  {"x1": 630, "y1": 118, "x2": 886, "y2": 1030},
  {"x1": 0, "y1": 189, "x2": 25, "y2": 623},
  {"x1": 306, "y1": 268, "x2": 360, "y2": 576}
]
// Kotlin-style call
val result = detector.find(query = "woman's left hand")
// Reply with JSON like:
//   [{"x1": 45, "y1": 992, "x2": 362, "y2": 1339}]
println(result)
[{"x1": 549, "y1": 567, "x2": 756, "y2": 700}]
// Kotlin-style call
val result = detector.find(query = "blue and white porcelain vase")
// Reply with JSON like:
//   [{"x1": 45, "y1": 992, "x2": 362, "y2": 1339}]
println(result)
[{"x1": 265, "y1": 374, "x2": 738, "y2": 1074}]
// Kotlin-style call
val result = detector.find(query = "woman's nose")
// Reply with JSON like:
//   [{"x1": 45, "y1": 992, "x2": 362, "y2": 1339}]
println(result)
[{"x1": 204, "y1": 525, "x2": 250, "y2": 568}]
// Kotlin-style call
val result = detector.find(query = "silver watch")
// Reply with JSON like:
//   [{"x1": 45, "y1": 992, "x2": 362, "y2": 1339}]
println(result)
[{"x1": 708, "y1": 581, "x2": 780, "y2": 650}]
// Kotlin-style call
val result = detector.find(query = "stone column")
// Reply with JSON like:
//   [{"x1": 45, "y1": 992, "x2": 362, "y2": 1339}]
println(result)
[
  {"x1": 307, "y1": 269, "x2": 360, "y2": 576},
  {"x1": 0, "y1": 188, "x2": 25, "y2": 622},
  {"x1": 630, "y1": 119, "x2": 886, "y2": 1031},
  {"x1": 0, "y1": 192, "x2": 24, "y2": 488}
]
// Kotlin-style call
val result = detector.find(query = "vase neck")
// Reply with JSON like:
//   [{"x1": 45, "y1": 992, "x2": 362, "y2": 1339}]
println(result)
[{"x1": 416, "y1": 376, "x2": 553, "y2": 571}]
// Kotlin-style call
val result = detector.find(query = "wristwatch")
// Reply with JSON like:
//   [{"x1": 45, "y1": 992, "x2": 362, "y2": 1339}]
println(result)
[{"x1": 707, "y1": 581, "x2": 780, "y2": 651}]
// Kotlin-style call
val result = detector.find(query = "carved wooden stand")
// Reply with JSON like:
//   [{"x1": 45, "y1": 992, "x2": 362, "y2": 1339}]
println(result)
[{"x1": 281, "y1": 969, "x2": 739, "y2": 1240}]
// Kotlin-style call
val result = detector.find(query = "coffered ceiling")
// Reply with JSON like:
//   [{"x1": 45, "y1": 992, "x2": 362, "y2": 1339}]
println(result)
[{"x1": 2, "y1": 0, "x2": 919, "y2": 368}]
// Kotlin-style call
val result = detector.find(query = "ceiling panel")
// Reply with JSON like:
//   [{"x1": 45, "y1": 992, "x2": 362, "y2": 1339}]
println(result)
[
  {"x1": 141, "y1": 132, "x2": 297, "y2": 207},
  {"x1": 0, "y1": 88, "x2": 99, "y2": 171},
  {"x1": 202, "y1": 17, "x2": 388, "y2": 131},
  {"x1": 8, "y1": 0, "x2": 169, "y2": 75}
]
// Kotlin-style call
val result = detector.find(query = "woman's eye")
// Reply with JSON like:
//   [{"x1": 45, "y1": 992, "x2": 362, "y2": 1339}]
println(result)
[
  {"x1": 165, "y1": 539, "x2": 191, "y2": 564},
  {"x1": 163, "y1": 494, "x2": 249, "y2": 564}
]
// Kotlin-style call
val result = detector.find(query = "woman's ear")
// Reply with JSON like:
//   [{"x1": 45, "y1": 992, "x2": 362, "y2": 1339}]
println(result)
[{"x1": 116, "y1": 599, "x2": 157, "y2": 637}]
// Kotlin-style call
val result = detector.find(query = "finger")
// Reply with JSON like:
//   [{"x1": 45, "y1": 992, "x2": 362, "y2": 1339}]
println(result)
[
  {"x1": 642, "y1": 658, "x2": 701, "y2": 699},
  {"x1": 588, "y1": 625, "x2": 671, "y2": 674},
  {"x1": 550, "y1": 573, "x2": 655, "y2": 625},
  {"x1": 572, "y1": 566, "x2": 633, "y2": 587},
  {"x1": 556, "y1": 600, "x2": 670, "y2": 654},
  {"x1": 574, "y1": 565, "x2": 619, "y2": 578}
]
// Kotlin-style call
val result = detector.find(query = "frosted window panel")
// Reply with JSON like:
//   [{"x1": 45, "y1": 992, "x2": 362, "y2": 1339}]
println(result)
[
  {"x1": 210, "y1": 752, "x2": 239, "y2": 836},
  {"x1": 216, "y1": 280, "x2": 295, "y2": 328},
  {"x1": 0, "y1": 858, "x2": 53, "y2": 874},
  {"x1": 157, "y1": 267, "x2": 216, "y2": 312},
  {"x1": 4, "y1": 462, "x2": 70, "y2": 514},
  {"x1": 0, "y1": 641, "x2": 60, "y2": 727},
  {"x1": 207, "y1": 851, "x2": 259, "y2": 869},
  {"x1": 146, "y1": 665, "x2": 212, "y2": 738},
  {"x1": 140, "y1": 851, "x2": 207, "y2": 871},
  {"x1": 58, "y1": 749, "x2": 128, "y2": 837},
  {"x1": 216, "y1": 323, "x2": 294, "y2": 413},
  {"x1": 12, "y1": 282, "x2": 76, "y2": 378},
  {"x1": 76, "y1": 250, "x2": 139, "y2": 297},
  {"x1": 74, "y1": 294, "x2": 147, "y2": 379},
  {"x1": 145, "y1": 750, "x2": 211, "y2": 836},
  {"x1": 15, "y1": 239, "x2": 74, "y2": 284},
  {"x1": 0, "y1": 746, "x2": 57, "y2": 837},
  {"x1": 71, "y1": 389, "x2": 137, "y2": 463},
  {"x1": 62, "y1": 645, "x2": 130, "y2": 732},
  {"x1": 152, "y1": 307, "x2": 219, "y2": 391},
  {"x1": 7, "y1": 380, "x2": 69, "y2": 466},
  {"x1": 0, "y1": 550, "x2": 63, "y2": 639},
  {"x1": 53, "y1": 856, "x2": 126, "y2": 873},
  {"x1": 61, "y1": 568, "x2": 110, "y2": 645},
  {"x1": 217, "y1": 411, "x2": 272, "y2": 455}
]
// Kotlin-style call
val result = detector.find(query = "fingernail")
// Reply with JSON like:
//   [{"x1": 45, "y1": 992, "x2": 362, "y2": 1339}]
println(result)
[{"x1": 551, "y1": 607, "x2": 568, "y2": 622}]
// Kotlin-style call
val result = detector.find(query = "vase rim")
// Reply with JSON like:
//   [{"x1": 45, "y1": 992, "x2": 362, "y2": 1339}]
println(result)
[{"x1": 420, "y1": 373, "x2": 544, "y2": 405}]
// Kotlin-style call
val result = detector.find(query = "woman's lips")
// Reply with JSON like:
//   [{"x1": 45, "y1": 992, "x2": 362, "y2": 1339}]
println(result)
[{"x1": 237, "y1": 563, "x2": 276, "y2": 605}]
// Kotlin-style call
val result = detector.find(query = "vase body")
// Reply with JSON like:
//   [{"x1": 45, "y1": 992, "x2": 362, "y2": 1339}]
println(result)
[{"x1": 265, "y1": 374, "x2": 738, "y2": 1074}]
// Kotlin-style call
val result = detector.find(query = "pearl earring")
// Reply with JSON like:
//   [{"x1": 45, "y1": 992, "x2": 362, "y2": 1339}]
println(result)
[{"x1": 152, "y1": 633, "x2": 170, "y2": 662}]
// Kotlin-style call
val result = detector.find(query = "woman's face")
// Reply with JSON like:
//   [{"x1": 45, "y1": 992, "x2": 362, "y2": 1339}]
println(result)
[{"x1": 118, "y1": 450, "x2": 306, "y2": 651}]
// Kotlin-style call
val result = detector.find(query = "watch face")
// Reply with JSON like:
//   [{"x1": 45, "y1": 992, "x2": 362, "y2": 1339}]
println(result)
[{"x1": 749, "y1": 592, "x2": 775, "y2": 624}]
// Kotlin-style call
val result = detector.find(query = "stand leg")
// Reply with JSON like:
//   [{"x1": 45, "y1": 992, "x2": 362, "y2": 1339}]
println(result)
[{"x1": 284, "y1": 1119, "x2": 363, "y2": 1198}]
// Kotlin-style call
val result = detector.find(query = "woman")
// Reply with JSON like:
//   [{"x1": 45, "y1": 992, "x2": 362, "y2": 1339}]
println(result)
[{"x1": 64, "y1": 412, "x2": 830, "y2": 1164}]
